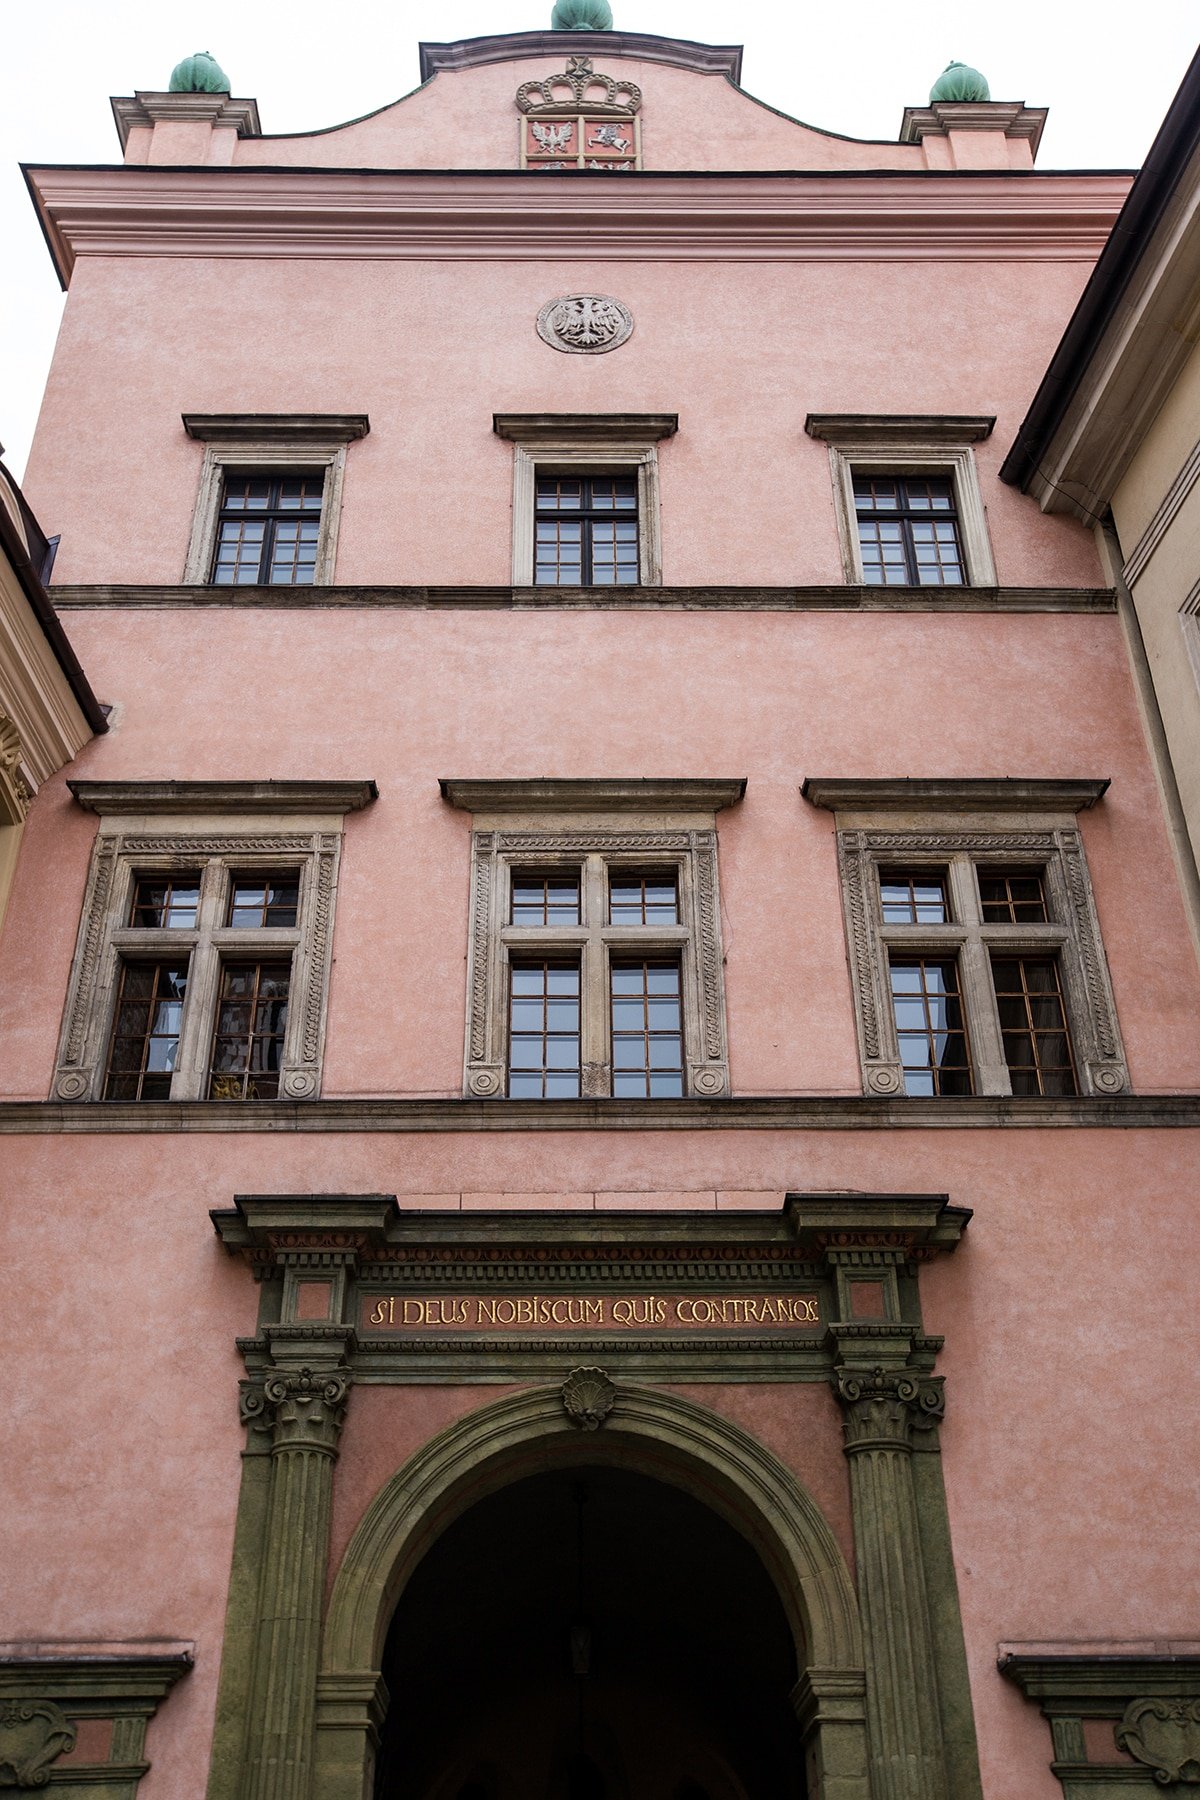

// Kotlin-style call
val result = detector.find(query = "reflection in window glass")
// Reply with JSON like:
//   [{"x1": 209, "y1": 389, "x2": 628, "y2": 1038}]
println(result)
[
  {"x1": 853, "y1": 474, "x2": 965, "y2": 586},
  {"x1": 889, "y1": 957, "x2": 973, "y2": 1096},
  {"x1": 611, "y1": 961, "x2": 684, "y2": 1097},
  {"x1": 130, "y1": 874, "x2": 202, "y2": 929},
  {"x1": 878, "y1": 869, "x2": 948, "y2": 925},
  {"x1": 104, "y1": 962, "x2": 190, "y2": 1100},
  {"x1": 610, "y1": 871, "x2": 679, "y2": 926},
  {"x1": 511, "y1": 871, "x2": 581, "y2": 926},
  {"x1": 534, "y1": 475, "x2": 639, "y2": 586},
  {"x1": 212, "y1": 472, "x2": 323, "y2": 586},
  {"x1": 228, "y1": 874, "x2": 301, "y2": 929},
  {"x1": 208, "y1": 962, "x2": 291, "y2": 1099},
  {"x1": 509, "y1": 961, "x2": 581, "y2": 1098},
  {"x1": 978, "y1": 868, "x2": 1049, "y2": 923}
]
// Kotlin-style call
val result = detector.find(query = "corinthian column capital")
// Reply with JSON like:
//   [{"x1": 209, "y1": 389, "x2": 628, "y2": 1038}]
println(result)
[{"x1": 833, "y1": 1365, "x2": 945, "y2": 1452}]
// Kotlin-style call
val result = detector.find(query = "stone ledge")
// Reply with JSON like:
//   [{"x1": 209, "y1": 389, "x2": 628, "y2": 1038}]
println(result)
[
  {"x1": 68, "y1": 778, "x2": 378, "y2": 815},
  {"x1": 47, "y1": 584, "x2": 1119, "y2": 614},
  {"x1": 0, "y1": 1095, "x2": 1198, "y2": 1133}
]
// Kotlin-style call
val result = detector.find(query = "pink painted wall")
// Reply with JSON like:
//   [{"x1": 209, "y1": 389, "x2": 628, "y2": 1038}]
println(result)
[
  {"x1": 6, "y1": 35, "x2": 1194, "y2": 1800},
  {"x1": 25, "y1": 252, "x2": 1105, "y2": 590},
  {"x1": 2, "y1": 605, "x2": 1198, "y2": 1102},
  {"x1": 3, "y1": 1130, "x2": 1199, "y2": 1800}
]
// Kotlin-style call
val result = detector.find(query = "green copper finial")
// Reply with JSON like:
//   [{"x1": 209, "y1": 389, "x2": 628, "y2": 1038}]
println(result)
[
  {"x1": 929, "y1": 61, "x2": 991, "y2": 103},
  {"x1": 550, "y1": 0, "x2": 613, "y2": 28},
  {"x1": 168, "y1": 51, "x2": 231, "y2": 93}
]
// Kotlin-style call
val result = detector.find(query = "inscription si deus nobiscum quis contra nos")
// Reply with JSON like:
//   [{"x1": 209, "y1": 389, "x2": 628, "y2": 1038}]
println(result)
[{"x1": 365, "y1": 1292, "x2": 821, "y2": 1331}]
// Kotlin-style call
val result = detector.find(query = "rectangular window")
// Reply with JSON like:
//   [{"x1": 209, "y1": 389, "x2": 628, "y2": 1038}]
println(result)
[
  {"x1": 508, "y1": 961, "x2": 582, "y2": 1098},
  {"x1": 227, "y1": 873, "x2": 301, "y2": 928},
  {"x1": 534, "y1": 475, "x2": 639, "y2": 586},
  {"x1": 511, "y1": 870, "x2": 582, "y2": 926},
  {"x1": 978, "y1": 868, "x2": 1050, "y2": 924},
  {"x1": 611, "y1": 960, "x2": 685, "y2": 1097},
  {"x1": 208, "y1": 962, "x2": 291, "y2": 1100},
  {"x1": 211, "y1": 471, "x2": 324, "y2": 586},
  {"x1": 853, "y1": 474, "x2": 965, "y2": 586},
  {"x1": 991, "y1": 956, "x2": 1077, "y2": 1096},
  {"x1": 889, "y1": 957, "x2": 973, "y2": 1096},
  {"x1": 129, "y1": 872, "x2": 202, "y2": 929},
  {"x1": 609, "y1": 870, "x2": 679, "y2": 925},
  {"x1": 878, "y1": 869, "x2": 949, "y2": 925},
  {"x1": 103, "y1": 961, "x2": 190, "y2": 1100}
]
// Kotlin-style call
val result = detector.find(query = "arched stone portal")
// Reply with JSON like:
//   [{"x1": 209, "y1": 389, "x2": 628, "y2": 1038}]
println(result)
[{"x1": 315, "y1": 1383, "x2": 870, "y2": 1800}]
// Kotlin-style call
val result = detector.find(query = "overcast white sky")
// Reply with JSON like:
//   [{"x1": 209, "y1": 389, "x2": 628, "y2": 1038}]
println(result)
[{"x1": 3, "y1": 1, "x2": 1196, "y2": 478}]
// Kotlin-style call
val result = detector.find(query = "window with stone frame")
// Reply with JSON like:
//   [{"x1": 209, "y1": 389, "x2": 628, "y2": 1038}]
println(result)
[
  {"x1": 181, "y1": 414, "x2": 369, "y2": 587},
  {"x1": 441, "y1": 779, "x2": 743, "y2": 1099},
  {"x1": 805, "y1": 415, "x2": 997, "y2": 587},
  {"x1": 493, "y1": 414, "x2": 677, "y2": 588},
  {"x1": 802, "y1": 778, "x2": 1129, "y2": 1099},
  {"x1": 52, "y1": 780, "x2": 375, "y2": 1103}
]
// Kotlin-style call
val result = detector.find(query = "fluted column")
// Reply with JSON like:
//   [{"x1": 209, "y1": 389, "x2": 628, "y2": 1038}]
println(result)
[
  {"x1": 834, "y1": 1366, "x2": 949, "y2": 1800},
  {"x1": 241, "y1": 1355, "x2": 351, "y2": 1800}
]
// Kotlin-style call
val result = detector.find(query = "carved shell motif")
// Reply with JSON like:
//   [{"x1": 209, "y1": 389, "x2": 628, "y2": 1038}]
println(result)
[{"x1": 561, "y1": 1366, "x2": 616, "y2": 1430}]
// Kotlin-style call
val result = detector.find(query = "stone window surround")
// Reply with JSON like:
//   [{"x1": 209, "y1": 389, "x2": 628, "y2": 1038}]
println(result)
[
  {"x1": 805, "y1": 414, "x2": 998, "y2": 587},
  {"x1": 802, "y1": 777, "x2": 1129, "y2": 1099},
  {"x1": 493, "y1": 413, "x2": 677, "y2": 587},
  {"x1": 441, "y1": 777, "x2": 743, "y2": 1099},
  {"x1": 181, "y1": 414, "x2": 370, "y2": 586},
  {"x1": 52, "y1": 780, "x2": 376, "y2": 1103}
]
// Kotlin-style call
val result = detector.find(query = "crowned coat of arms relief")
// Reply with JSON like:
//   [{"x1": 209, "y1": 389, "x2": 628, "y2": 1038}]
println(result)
[{"x1": 516, "y1": 55, "x2": 642, "y2": 170}]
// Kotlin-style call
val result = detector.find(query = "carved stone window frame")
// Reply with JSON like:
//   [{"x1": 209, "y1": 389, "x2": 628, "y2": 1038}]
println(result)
[
  {"x1": 53, "y1": 780, "x2": 375, "y2": 1103},
  {"x1": 180, "y1": 414, "x2": 370, "y2": 585},
  {"x1": 441, "y1": 778, "x2": 743, "y2": 1099},
  {"x1": 805, "y1": 415, "x2": 998, "y2": 586},
  {"x1": 1000, "y1": 1645, "x2": 1200, "y2": 1794},
  {"x1": 802, "y1": 778, "x2": 1129, "y2": 1098},
  {"x1": 494, "y1": 414, "x2": 677, "y2": 587}
]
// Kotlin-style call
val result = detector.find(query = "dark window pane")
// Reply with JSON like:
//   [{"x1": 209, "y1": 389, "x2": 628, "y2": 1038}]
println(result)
[
  {"x1": 207, "y1": 961, "x2": 291, "y2": 1099},
  {"x1": 979, "y1": 868, "x2": 1050, "y2": 923},
  {"x1": 533, "y1": 474, "x2": 640, "y2": 585},
  {"x1": 104, "y1": 961, "x2": 189, "y2": 1100},
  {"x1": 889, "y1": 958, "x2": 972, "y2": 1096},
  {"x1": 212, "y1": 471, "x2": 324, "y2": 585},
  {"x1": 507, "y1": 960, "x2": 580, "y2": 1098},
  {"x1": 610, "y1": 960, "x2": 683, "y2": 1098},
  {"x1": 990, "y1": 957, "x2": 1076, "y2": 1095}
]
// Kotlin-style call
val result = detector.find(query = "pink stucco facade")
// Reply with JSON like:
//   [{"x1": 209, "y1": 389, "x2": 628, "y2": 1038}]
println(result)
[{"x1": 4, "y1": 32, "x2": 1198, "y2": 1800}]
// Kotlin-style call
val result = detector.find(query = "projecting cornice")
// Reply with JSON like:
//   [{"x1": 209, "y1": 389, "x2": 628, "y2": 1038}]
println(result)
[
  {"x1": 68, "y1": 779, "x2": 378, "y2": 815},
  {"x1": 418, "y1": 30, "x2": 744, "y2": 82},
  {"x1": 22, "y1": 166, "x2": 1130, "y2": 286},
  {"x1": 801, "y1": 777, "x2": 1110, "y2": 813},
  {"x1": 440, "y1": 778, "x2": 745, "y2": 814}
]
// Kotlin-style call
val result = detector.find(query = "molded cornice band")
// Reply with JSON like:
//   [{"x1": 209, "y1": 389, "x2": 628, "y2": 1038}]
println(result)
[
  {"x1": 801, "y1": 777, "x2": 1109, "y2": 812},
  {"x1": 68, "y1": 779, "x2": 379, "y2": 814},
  {"x1": 439, "y1": 777, "x2": 745, "y2": 812}
]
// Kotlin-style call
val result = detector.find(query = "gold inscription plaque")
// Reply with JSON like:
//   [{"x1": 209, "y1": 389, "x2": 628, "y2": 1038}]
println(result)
[{"x1": 364, "y1": 1293, "x2": 820, "y2": 1331}]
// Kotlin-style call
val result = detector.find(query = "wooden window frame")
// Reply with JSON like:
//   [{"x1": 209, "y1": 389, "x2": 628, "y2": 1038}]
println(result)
[
  {"x1": 210, "y1": 469, "x2": 326, "y2": 587},
  {"x1": 851, "y1": 472, "x2": 967, "y2": 587},
  {"x1": 533, "y1": 473, "x2": 640, "y2": 587}
]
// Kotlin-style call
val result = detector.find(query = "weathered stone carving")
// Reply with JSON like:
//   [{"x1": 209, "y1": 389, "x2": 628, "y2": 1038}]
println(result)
[
  {"x1": 561, "y1": 1366, "x2": 615, "y2": 1429},
  {"x1": 516, "y1": 55, "x2": 642, "y2": 118},
  {"x1": 517, "y1": 55, "x2": 641, "y2": 169},
  {"x1": 0, "y1": 717, "x2": 31, "y2": 823},
  {"x1": 0, "y1": 1697, "x2": 76, "y2": 1787},
  {"x1": 536, "y1": 294, "x2": 633, "y2": 355},
  {"x1": 1116, "y1": 1697, "x2": 1200, "y2": 1784},
  {"x1": 834, "y1": 1365, "x2": 946, "y2": 1449}
]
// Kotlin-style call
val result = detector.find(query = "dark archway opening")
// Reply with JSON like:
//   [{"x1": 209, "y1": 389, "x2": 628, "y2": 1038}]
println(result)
[{"x1": 374, "y1": 1465, "x2": 806, "y2": 1800}]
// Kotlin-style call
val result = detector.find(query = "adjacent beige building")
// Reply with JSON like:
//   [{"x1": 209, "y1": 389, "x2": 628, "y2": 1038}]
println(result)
[
  {"x1": 1004, "y1": 46, "x2": 1200, "y2": 964},
  {"x1": 0, "y1": 456, "x2": 103, "y2": 927}
]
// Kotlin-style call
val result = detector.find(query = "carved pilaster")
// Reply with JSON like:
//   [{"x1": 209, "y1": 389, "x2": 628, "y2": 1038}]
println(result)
[
  {"x1": 832, "y1": 1363, "x2": 950, "y2": 1800},
  {"x1": 241, "y1": 1340, "x2": 352, "y2": 1800}
]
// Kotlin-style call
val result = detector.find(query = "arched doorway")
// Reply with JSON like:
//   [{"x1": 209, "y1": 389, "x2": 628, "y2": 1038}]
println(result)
[
  {"x1": 373, "y1": 1465, "x2": 805, "y2": 1799},
  {"x1": 316, "y1": 1384, "x2": 868, "y2": 1800}
]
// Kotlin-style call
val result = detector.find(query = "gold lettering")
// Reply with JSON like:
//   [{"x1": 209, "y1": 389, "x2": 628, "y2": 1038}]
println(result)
[
  {"x1": 551, "y1": 1298, "x2": 568, "y2": 1325},
  {"x1": 654, "y1": 1297, "x2": 666, "y2": 1324},
  {"x1": 585, "y1": 1298, "x2": 604, "y2": 1326},
  {"x1": 402, "y1": 1298, "x2": 423, "y2": 1325},
  {"x1": 800, "y1": 1296, "x2": 820, "y2": 1323},
  {"x1": 612, "y1": 1298, "x2": 633, "y2": 1327},
  {"x1": 369, "y1": 1300, "x2": 387, "y2": 1326}
]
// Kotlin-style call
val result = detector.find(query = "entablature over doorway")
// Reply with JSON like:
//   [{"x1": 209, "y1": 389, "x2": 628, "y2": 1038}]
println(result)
[{"x1": 211, "y1": 1188, "x2": 968, "y2": 1386}]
